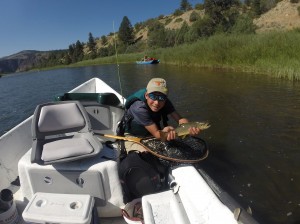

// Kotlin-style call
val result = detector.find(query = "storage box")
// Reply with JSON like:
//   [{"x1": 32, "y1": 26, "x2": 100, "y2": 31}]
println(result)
[
  {"x1": 18, "y1": 147, "x2": 124, "y2": 217},
  {"x1": 22, "y1": 193, "x2": 94, "y2": 224}
]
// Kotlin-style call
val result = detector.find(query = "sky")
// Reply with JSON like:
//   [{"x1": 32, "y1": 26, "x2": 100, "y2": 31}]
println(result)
[{"x1": 0, "y1": 0, "x2": 201, "y2": 58}]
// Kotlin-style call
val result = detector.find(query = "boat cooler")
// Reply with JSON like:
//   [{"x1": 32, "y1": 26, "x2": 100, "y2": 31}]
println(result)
[{"x1": 22, "y1": 193, "x2": 95, "y2": 224}]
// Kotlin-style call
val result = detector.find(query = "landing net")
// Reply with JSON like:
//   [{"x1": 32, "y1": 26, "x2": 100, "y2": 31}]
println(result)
[{"x1": 140, "y1": 136, "x2": 208, "y2": 163}]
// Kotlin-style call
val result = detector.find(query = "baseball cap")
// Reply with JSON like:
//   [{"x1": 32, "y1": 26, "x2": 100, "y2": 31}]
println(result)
[{"x1": 146, "y1": 78, "x2": 168, "y2": 95}]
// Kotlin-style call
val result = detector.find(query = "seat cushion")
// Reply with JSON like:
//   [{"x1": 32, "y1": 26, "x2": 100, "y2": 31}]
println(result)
[
  {"x1": 38, "y1": 103, "x2": 85, "y2": 133},
  {"x1": 41, "y1": 138, "x2": 94, "y2": 162}
]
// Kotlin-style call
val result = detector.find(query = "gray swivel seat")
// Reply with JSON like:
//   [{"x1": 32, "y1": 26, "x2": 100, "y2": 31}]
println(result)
[{"x1": 31, "y1": 101, "x2": 102, "y2": 165}]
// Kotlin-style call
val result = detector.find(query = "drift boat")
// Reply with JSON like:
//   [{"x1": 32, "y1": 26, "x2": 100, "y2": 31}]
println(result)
[
  {"x1": 0, "y1": 77, "x2": 258, "y2": 224},
  {"x1": 136, "y1": 59, "x2": 160, "y2": 64}
]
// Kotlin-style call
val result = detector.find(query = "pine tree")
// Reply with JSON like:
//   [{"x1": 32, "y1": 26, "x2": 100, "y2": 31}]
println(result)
[
  {"x1": 74, "y1": 40, "x2": 83, "y2": 61},
  {"x1": 180, "y1": 0, "x2": 192, "y2": 11},
  {"x1": 118, "y1": 16, "x2": 134, "y2": 45},
  {"x1": 68, "y1": 44, "x2": 75, "y2": 63},
  {"x1": 87, "y1": 32, "x2": 97, "y2": 59}
]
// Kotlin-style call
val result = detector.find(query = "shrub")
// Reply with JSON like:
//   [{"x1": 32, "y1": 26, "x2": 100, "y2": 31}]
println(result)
[
  {"x1": 158, "y1": 14, "x2": 164, "y2": 19},
  {"x1": 134, "y1": 22, "x2": 144, "y2": 32},
  {"x1": 189, "y1": 11, "x2": 200, "y2": 22},
  {"x1": 165, "y1": 18, "x2": 172, "y2": 25},
  {"x1": 175, "y1": 18, "x2": 183, "y2": 23},
  {"x1": 173, "y1": 9, "x2": 184, "y2": 16},
  {"x1": 231, "y1": 14, "x2": 256, "y2": 34},
  {"x1": 290, "y1": 0, "x2": 299, "y2": 3},
  {"x1": 194, "y1": 3, "x2": 204, "y2": 10}
]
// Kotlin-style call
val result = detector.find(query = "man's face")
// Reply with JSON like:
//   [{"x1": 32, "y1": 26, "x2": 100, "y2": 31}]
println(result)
[{"x1": 145, "y1": 92, "x2": 167, "y2": 112}]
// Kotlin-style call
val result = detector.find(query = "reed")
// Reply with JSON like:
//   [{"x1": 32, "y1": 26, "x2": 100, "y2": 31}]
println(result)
[
  {"x1": 72, "y1": 31, "x2": 300, "y2": 81},
  {"x1": 158, "y1": 31, "x2": 300, "y2": 81}
]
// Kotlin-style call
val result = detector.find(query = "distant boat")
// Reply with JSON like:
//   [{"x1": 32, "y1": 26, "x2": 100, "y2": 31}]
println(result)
[{"x1": 136, "y1": 58, "x2": 160, "y2": 64}]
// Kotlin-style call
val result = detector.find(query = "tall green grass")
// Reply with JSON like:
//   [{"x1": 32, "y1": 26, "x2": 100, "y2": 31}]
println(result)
[
  {"x1": 158, "y1": 31, "x2": 300, "y2": 81},
  {"x1": 70, "y1": 30, "x2": 300, "y2": 81}
]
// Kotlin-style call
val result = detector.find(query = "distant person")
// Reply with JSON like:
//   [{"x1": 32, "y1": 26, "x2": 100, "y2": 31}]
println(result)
[{"x1": 119, "y1": 78, "x2": 200, "y2": 152}]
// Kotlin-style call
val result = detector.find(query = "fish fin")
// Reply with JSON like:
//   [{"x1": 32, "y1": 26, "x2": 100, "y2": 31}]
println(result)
[
  {"x1": 233, "y1": 208, "x2": 241, "y2": 221},
  {"x1": 246, "y1": 206, "x2": 252, "y2": 215},
  {"x1": 159, "y1": 131, "x2": 168, "y2": 142}
]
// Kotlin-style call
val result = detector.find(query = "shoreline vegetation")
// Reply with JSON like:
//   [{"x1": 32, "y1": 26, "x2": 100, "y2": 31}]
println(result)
[{"x1": 32, "y1": 31, "x2": 300, "y2": 81}]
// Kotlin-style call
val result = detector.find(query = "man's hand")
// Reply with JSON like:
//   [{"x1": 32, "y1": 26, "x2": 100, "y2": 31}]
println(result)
[
  {"x1": 189, "y1": 127, "x2": 201, "y2": 136},
  {"x1": 161, "y1": 126, "x2": 176, "y2": 141}
]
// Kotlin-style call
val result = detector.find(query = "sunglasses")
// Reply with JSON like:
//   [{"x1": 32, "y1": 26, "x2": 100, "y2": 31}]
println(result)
[{"x1": 148, "y1": 93, "x2": 167, "y2": 102}]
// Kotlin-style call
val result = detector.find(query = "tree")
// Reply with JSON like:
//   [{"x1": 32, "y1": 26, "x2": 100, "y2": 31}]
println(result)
[
  {"x1": 68, "y1": 41, "x2": 83, "y2": 63},
  {"x1": 189, "y1": 11, "x2": 200, "y2": 22},
  {"x1": 244, "y1": 0, "x2": 276, "y2": 17},
  {"x1": 176, "y1": 22, "x2": 190, "y2": 45},
  {"x1": 101, "y1": 35, "x2": 108, "y2": 45},
  {"x1": 118, "y1": 16, "x2": 134, "y2": 45},
  {"x1": 87, "y1": 32, "x2": 97, "y2": 59},
  {"x1": 231, "y1": 14, "x2": 256, "y2": 34},
  {"x1": 74, "y1": 40, "x2": 84, "y2": 61},
  {"x1": 185, "y1": 15, "x2": 215, "y2": 41},
  {"x1": 98, "y1": 47, "x2": 108, "y2": 57},
  {"x1": 203, "y1": 0, "x2": 240, "y2": 32},
  {"x1": 147, "y1": 21, "x2": 167, "y2": 48},
  {"x1": 64, "y1": 52, "x2": 71, "y2": 65},
  {"x1": 180, "y1": 0, "x2": 192, "y2": 11},
  {"x1": 195, "y1": 3, "x2": 204, "y2": 10},
  {"x1": 68, "y1": 44, "x2": 75, "y2": 63}
]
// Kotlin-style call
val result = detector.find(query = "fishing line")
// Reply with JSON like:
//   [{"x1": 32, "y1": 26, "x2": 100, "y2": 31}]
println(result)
[{"x1": 113, "y1": 21, "x2": 125, "y2": 106}]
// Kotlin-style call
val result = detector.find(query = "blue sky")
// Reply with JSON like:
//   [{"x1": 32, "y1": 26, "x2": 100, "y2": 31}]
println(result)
[{"x1": 0, "y1": 0, "x2": 201, "y2": 58}]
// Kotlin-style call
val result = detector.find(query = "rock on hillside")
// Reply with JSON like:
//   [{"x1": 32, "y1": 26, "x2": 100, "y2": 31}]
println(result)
[{"x1": 254, "y1": 0, "x2": 300, "y2": 32}]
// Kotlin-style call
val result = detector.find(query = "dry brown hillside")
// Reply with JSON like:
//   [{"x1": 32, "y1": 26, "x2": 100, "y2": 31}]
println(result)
[
  {"x1": 90, "y1": 1, "x2": 300, "y2": 53},
  {"x1": 254, "y1": 0, "x2": 300, "y2": 32},
  {"x1": 134, "y1": 10, "x2": 204, "y2": 41},
  {"x1": 93, "y1": 10, "x2": 204, "y2": 51},
  {"x1": 128, "y1": 1, "x2": 300, "y2": 40}
]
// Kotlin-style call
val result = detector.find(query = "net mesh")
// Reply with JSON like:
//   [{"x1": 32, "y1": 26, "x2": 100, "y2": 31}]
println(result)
[{"x1": 140, "y1": 136, "x2": 208, "y2": 163}]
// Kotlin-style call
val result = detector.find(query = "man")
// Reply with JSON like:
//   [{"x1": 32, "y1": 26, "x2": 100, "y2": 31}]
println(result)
[
  {"x1": 118, "y1": 78, "x2": 201, "y2": 201},
  {"x1": 121, "y1": 78, "x2": 200, "y2": 152}
]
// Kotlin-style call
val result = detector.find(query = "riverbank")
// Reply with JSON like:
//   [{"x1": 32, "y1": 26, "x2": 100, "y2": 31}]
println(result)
[
  {"x1": 19, "y1": 31, "x2": 300, "y2": 81},
  {"x1": 77, "y1": 31, "x2": 300, "y2": 81}
]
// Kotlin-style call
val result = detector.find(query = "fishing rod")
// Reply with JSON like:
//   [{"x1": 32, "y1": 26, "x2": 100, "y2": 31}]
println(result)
[{"x1": 113, "y1": 21, "x2": 125, "y2": 106}]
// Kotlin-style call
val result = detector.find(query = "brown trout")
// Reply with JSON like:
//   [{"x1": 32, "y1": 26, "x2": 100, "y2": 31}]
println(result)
[{"x1": 160, "y1": 121, "x2": 210, "y2": 141}]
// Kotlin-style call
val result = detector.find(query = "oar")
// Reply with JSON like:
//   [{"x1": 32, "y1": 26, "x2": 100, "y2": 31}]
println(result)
[{"x1": 99, "y1": 134, "x2": 209, "y2": 163}]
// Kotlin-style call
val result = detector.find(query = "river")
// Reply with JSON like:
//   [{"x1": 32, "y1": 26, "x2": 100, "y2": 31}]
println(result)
[{"x1": 0, "y1": 64, "x2": 299, "y2": 224}]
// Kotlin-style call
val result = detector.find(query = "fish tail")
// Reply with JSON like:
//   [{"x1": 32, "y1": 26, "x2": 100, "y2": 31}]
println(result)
[{"x1": 159, "y1": 131, "x2": 168, "y2": 142}]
